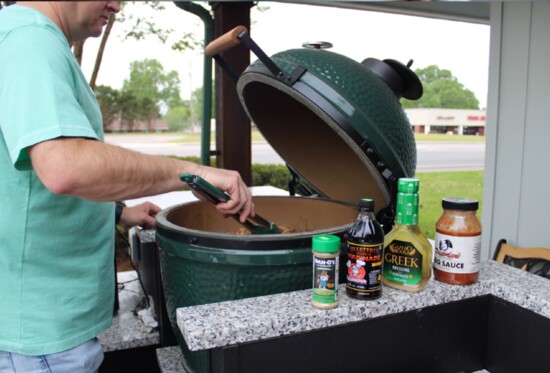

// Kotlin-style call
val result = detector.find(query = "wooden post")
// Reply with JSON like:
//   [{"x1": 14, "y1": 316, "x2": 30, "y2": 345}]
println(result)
[{"x1": 211, "y1": 2, "x2": 254, "y2": 185}]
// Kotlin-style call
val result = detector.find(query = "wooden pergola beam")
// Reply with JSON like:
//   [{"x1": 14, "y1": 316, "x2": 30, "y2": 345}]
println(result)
[{"x1": 210, "y1": 2, "x2": 254, "y2": 185}]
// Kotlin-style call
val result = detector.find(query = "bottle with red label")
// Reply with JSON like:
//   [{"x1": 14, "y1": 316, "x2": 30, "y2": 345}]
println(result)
[
  {"x1": 345, "y1": 198, "x2": 384, "y2": 300},
  {"x1": 434, "y1": 197, "x2": 482, "y2": 285}
]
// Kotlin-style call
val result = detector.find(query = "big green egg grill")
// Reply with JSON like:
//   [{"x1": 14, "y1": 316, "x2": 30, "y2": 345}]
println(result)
[{"x1": 155, "y1": 25, "x2": 422, "y2": 373}]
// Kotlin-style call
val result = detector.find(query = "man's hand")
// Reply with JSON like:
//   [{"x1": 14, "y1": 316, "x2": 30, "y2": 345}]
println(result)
[
  {"x1": 197, "y1": 168, "x2": 255, "y2": 223},
  {"x1": 119, "y1": 201, "x2": 161, "y2": 229}
]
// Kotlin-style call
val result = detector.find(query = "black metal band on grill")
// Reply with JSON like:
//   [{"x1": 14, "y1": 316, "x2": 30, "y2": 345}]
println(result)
[{"x1": 155, "y1": 218, "x2": 341, "y2": 251}]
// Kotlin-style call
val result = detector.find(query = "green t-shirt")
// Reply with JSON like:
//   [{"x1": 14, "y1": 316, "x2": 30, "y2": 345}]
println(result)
[{"x1": 0, "y1": 5, "x2": 115, "y2": 355}]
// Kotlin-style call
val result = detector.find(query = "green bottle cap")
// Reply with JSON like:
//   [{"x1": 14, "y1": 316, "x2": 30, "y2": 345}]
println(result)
[
  {"x1": 398, "y1": 178, "x2": 419, "y2": 193},
  {"x1": 358, "y1": 198, "x2": 375, "y2": 211},
  {"x1": 396, "y1": 178, "x2": 420, "y2": 225},
  {"x1": 312, "y1": 234, "x2": 340, "y2": 253}
]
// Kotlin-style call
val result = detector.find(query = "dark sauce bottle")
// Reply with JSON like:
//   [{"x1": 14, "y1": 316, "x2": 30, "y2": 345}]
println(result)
[{"x1": 345, "y1": 198, "x2": 385, "y2": 300}]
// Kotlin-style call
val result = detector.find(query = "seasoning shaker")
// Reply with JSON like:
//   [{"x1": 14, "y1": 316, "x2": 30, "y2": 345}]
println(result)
[{"x1": 312, "y1": 234, "x2": 340, "y2": 309}]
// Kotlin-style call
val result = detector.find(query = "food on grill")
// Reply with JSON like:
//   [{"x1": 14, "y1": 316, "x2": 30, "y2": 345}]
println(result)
[{"x1": 233, "y1": 226, "x2": 298, "y2": 235}]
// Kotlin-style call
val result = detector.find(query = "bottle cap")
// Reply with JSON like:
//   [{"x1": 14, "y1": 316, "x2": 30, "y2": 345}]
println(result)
[
  {"x1": 398, "y1": 178, "x2": 419, "y2": 193},
  {"x1": 442, "y1": 197, "x2": 479, "y2": 211},
  {"x1": 358, "y1": 198, "x2": 375, "y2": 211},
  {"x1": 396, "y1": 191, "x2": 419, "y2": 225},
  {"x1": 312, "y1": 234, "x2": 340, "y2": 253}
]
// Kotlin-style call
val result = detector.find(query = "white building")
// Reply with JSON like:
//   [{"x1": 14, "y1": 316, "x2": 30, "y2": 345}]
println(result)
[{"x1": 405, "y1": 108, "x2": 486, "y2": 136}]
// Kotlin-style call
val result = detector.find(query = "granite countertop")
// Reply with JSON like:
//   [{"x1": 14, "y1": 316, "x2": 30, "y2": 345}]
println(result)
[
  {"x1": 156, "y1": 346, "x2": 185, "y2": 373},
  {"x1": 98, "y1": 271, "x2": 159, "y2": 352},
  {"x1": 176, "y1": 260, "x2": 550, "y2": 352}
]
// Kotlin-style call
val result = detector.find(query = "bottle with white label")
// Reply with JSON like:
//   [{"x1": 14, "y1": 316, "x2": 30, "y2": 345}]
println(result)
[{"x1": 433, "y1": 197, "x2": 482, "y2": 285}]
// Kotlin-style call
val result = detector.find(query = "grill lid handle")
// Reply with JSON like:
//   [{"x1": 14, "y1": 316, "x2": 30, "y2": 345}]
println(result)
[
  {"x1": 205, "y1": 25, "x2": 248, "y2": 57},
  {"x1": 206, "y1": 25, "x2": 304, "y2": 86}
]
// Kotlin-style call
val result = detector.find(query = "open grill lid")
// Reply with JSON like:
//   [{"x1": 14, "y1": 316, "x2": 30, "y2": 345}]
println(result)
[{"x1": 206, "y1": 26, "x2": 422, "y2": 229}]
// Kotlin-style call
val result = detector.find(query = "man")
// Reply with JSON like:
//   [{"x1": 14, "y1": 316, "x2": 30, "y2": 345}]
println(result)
[{"x1": 0, "y1": 2, "x2": 255, "y2": 372}]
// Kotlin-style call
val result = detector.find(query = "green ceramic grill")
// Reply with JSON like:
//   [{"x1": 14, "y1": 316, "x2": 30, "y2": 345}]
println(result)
[
  {"x1": 156, "y1": 197, "x2": 357, "y2": 372},
  {"x1": 231, "y1": 30, "x2": 421, "y2": 227},
  {"x1": 156, "y1": 25, "x2": 422, "y2": 373}
]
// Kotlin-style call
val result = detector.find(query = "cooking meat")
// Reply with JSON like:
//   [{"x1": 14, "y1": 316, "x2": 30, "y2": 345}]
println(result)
[{"x1": 232, "y1": 226, "x2": 298, "y2": 235}]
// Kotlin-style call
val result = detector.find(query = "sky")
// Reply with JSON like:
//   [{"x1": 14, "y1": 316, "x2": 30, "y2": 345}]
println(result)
[{"x1": 81, "y1": 2, "x2": 491, "y2": 109}]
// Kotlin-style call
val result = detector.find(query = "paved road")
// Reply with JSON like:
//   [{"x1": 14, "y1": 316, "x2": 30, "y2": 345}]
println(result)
[
  {"x1": 105, "y1": 135, "x2": 485, "y2": 172},
  {"x1": 416, "y1": 142, "x2": 485, "y2": 172}
]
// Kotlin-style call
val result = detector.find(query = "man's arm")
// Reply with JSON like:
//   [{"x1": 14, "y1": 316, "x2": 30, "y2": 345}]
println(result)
[{"x1": 28, "y1": 137, "x2": 254, "y2": 221}]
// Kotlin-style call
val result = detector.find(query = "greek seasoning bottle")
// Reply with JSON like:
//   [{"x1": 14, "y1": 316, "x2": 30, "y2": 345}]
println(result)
[
  {"x1": 434, "y1": 197, "x2": 482, "y2": 285},
  {"x1": 312, "y1": 235, "x2": 340, "y2": 309},
  {"x1": 345, "y1": 198, "x2": 384, "y2": 300},
  {"x1": 382, "y1": 178, "x2": 432, "y2": 292}
]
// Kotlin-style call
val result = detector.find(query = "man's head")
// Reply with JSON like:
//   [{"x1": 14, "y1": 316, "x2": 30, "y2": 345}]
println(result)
[{"x1": 22, "y1": 1, "x2": 121, "y2": 44}]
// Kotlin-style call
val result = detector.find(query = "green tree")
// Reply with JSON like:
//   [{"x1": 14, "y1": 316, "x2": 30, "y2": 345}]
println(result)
[
  {"x1": 95, "y1": 84, "x2": 145, "y2": 131},
  {"x1": 95, "y1": 85, "x2": 120, "y2": 129},
  {"x1": 186, "y1": 84, "x2": 216, "y2": 132},
  {"x1": 90, "y1": 1, "x2": 202, "y2": 89},
  {"x1": 190, "y1": 85, "x2": 215, "y2": 119},
  {"x1": 402, "y1": 65, "x2": 480, "y2": 110},
  {"x1": 117, "y1": 89, "x2": 140, "y2": 131},
  {"x1": 123, "y1": 58, "x2": 182, "y2": 117},
  {"x1": 139, "y1": 96, "x2": 160, "y2": 131},
  {"x1": 164, "y1": 106, "x2": 192, "y2": 132},
  {"x1": 121, "y1": 1, "x2": 202, "y2": 52}
]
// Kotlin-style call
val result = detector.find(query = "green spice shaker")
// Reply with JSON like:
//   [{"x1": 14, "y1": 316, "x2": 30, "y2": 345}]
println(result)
[{"x1": 312, "y1": 234, "x2": 340, "y2": 309}]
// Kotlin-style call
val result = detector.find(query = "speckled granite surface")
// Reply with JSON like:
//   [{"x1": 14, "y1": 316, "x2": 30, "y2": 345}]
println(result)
[
  {"x1": 156, "y1": 346, "x2": 185, "y2": 373},
  {"x1": 138, "y1": 228, "x2": 156, "y2": 243},
  {"x1": 98, "y1": 271, "x2": 159, "y2": 352},
  {"x1": 176, "y1": 260, "x2": 550, "y2": 352}
]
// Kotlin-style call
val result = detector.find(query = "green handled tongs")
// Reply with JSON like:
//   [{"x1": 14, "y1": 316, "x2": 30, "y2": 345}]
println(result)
[{"x1": 180, "y1": 173, "x2": 281, "y2": 235}]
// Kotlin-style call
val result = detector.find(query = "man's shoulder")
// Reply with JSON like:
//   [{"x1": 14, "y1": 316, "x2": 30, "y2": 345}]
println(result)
[
  {"x1": 0, "y1": 5, "x2": 42, "y2": 33},
  {"x1": 0, "y1": 5, "x2": 66, "y2": 49}
]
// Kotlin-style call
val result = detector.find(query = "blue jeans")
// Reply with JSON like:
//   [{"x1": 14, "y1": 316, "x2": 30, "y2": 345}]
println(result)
[{"x1": 0, "y1": 338, "x2": 103, "y2": 373}]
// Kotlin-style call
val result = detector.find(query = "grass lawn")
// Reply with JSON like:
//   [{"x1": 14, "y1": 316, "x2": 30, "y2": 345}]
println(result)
[
  {"x1": 414, "y1": 133, "x2": 486, "y2": 143},
  {"x1": 416, "y1": 170, "x2": 484, "y2": 238}
]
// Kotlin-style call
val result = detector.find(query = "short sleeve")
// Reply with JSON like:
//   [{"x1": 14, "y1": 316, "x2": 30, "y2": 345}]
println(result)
[{"x1": 0, "y1": 24, "x2": 102, "y2": 170}]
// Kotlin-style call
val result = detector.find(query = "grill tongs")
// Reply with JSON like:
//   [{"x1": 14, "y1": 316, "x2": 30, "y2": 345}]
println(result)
[{"x1": 180, "y1": 174, "x2": 281, "y2": 235}]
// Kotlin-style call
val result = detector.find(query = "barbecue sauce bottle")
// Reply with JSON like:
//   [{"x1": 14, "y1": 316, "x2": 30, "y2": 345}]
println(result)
[
  {"x1": 433, "y1": 197, "x2": 482, "y2": 285},
  {"x1": 345, "y1": 198, "x2": 385, "y2": 300},
  {"x1": 382, "y1": 178, "x2": 432, "y2": 292}
]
